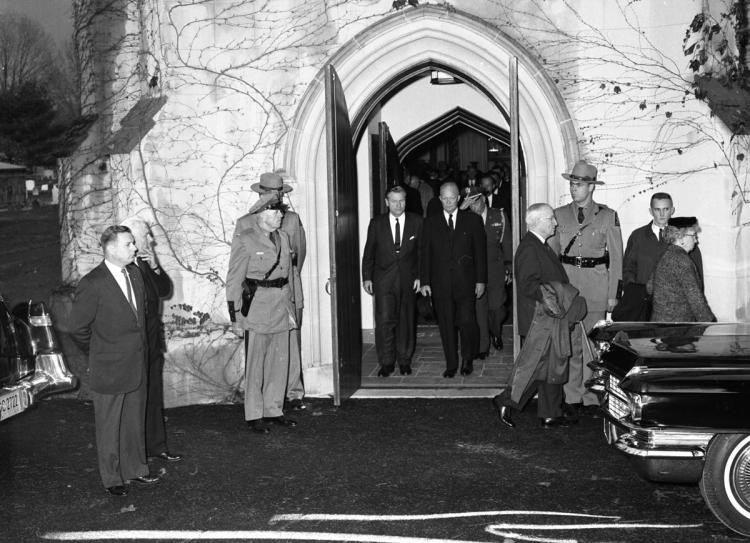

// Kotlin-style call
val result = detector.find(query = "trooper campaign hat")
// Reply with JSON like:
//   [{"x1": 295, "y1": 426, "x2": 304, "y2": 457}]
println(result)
[
  {"x1": 562, "y1": 160, "x2": 603, "y2": 185},
  {"x1": 251, "y1": 172, "x2": 293, "y2": 194}
]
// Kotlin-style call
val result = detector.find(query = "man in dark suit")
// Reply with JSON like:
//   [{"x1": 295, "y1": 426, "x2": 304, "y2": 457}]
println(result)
[
  {"x1": 420, "y1": 182, "x2": 487, "y2": 377},
  {"x1": 70, "y1": 225, "x2": 159, "y2": 497},
  {"x1": 362, "y1": 186, "x2": 422, "y2": 376},
  {"x1": 121, "y1": 217, "x2": 182, "y2": 463},
  {"x1": 492, "y1": 204, "x2": 580, "y2": 428},
  {"x1": 616, "y1": 192, "x2": 704, "y2": 321},
  {"x1": 462, "y1": 187, "x2": 511, "y2": 356}
]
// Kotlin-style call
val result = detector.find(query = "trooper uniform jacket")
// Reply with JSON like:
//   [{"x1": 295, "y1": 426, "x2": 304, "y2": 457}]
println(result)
[
  {"x1": 226, "y1": 215, "x2": 296, "y2": 333},
  {"x1": 235, "y1": 209, "x2": 305, "y2": 310},
  {"x1": 549, "y1": 200, "x2": 623, "y2": 313}
]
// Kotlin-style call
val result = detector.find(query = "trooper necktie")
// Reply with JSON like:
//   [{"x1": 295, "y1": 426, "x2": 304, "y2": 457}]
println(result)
[
  {"x1": 394, "y1": 217, "x2": 401, "y2": 251},
  {"x1": 448, "y1": 213, "x2": 454, "y2": 231},
  {"x1": 577, "y1": 206, "x2": 585, "y2": 224},
  {"x1": 658, "y1": 227, "x2": 665, "y2": 243},
  {"x1": 122, "y1": 268, "x2": 137, "y2": 315}
]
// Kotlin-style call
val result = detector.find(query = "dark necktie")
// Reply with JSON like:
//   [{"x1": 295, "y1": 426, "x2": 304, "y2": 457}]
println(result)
[
  {"x1": 122, "y1": 268, "x2": 136, "y2": 315},
  {"x1": 658, "y1": 228, "x2": 665, "y2": 243},
  {"x1": 448, "y1": 213, "x2": 454, "y2": 230},
  {"x1": 269, "y1": 231, "x2": 277, "y2": 248},
  {"x1": 394, "y1": 217, "x2": 401, "y2": 251},
  {"x1": 577, "y1": 206, "x2": 585, "y2": 224}
]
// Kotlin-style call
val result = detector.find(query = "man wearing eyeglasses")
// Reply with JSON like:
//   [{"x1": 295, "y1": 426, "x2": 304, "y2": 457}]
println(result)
[{"x1": 549, "y1": 160, "x2": 623, "y2": 418}]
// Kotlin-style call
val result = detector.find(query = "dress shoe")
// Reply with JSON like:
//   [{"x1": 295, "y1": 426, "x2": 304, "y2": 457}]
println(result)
[
  {"x1": 377, "y1": 364, "x2": 394, "y2": 377},
  {"x1": 581, "y1": 404, "x2": 601, "y2": 418},
  {"x1": 105, "y1": 485, "x2": 128, "y2": 496},
  {"x1": 398, "y1": 364, "x2": 412, "y2": 375},
  {"x1": 247, "y1": 419, "x2": 271, "y2": 434},
  {"x1": 131, "y1": 474, "x2": 161, "y2": 485},
  {"x1": 442, "y1": 369, "x2": 456, "y2": 378},
  {"x1": 476, "y1": 352, "x2": 488, "y2": 360},
  {"x1": 563, "y1": 402, "x2": 583, "y2": 417},
  {"x1": 492, "y1": 396, "x2": 515, "y2": 428},
  {"x1": 460, "y1": 359, "x2": 473, "y2": 376},
  {"x1": 492, "y1": 336, "x2": 503, "y2": 351},
  {"x1": 149, "y1": 451, "x2": 183, "y2": 462},
  {"x1": 539, "y1": 416, "x2": 579, "y2": 429},
  {"x1": 264, "y1": 416, "x2": 297, "y2": 427},
  {"x1": 286, "y1": 398, "x2": 307, "y2": 411}
]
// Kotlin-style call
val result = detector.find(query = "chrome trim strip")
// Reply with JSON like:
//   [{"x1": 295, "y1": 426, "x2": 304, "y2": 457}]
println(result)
[{"x1": 615, "y1": 440, "x2": 705, "y2": 459}]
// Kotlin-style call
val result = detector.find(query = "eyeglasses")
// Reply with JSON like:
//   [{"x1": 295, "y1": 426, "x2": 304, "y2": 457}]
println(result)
[{"x1": 683, "y1": 233, "x2": 698, "y2": 239}]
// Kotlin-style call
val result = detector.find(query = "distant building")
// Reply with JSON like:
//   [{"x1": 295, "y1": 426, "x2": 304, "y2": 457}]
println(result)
[{"x1": 0, "y1": 162, "x2": 29, "y2": 210}]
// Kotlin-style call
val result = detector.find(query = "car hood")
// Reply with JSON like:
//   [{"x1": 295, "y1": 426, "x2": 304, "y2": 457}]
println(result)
[{"x1": 592, "y1": 322, "x2": 750, "y2": 381}]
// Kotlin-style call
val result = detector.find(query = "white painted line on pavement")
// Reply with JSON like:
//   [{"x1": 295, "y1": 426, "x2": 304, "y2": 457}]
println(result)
[
  {"x1": 271, "y1": 510, "x2": 620, "y2": 522},
  {"x1": 40, "y1": 531, "x2": 488, "y2": 542}
]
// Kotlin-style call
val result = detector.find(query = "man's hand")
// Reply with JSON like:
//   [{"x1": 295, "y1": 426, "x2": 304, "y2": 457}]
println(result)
[
  {"x1": 412, "y1": 279, "x2": 421, "y2": 293},
  {"x1": 607, "y1": 298, "x2": 617, "y2": 312},
  {"x1": 420, "y1": 285, "x2": 432, "y2": 297},
  {"x1": 475, "y1": 283, "x2": 486, "y2": 298},
  {"x1": 363, "y1": 280, "x2": 373, "y2": 295}
]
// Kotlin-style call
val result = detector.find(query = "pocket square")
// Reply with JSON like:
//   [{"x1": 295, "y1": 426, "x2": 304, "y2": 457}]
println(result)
[{"x1": 409, "y1": 235, "x2": 415, "y2": 240}]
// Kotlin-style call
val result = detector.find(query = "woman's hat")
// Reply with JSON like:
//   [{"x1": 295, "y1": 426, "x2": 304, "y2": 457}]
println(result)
[
  {"x1": 251, "y1": 172, "x2": 293, "y2": 194},
  {"x1": 667, "y1": 216, "x2": 698, "y2": 229},
  {"x1": 562, "y1": 160, "x2": 603, "y2": 185}
]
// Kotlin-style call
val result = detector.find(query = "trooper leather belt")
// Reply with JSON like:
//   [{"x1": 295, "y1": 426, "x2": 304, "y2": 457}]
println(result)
[
  {"x1": 245, "y1": 277, "x2": 288, "y2": 288},
  {"x1": 559, "y1": 255, "x2": 609, "y2": 268}
]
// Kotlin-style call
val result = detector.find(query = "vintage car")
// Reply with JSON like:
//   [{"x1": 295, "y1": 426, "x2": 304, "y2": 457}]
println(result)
[
  {"x1": 587, "y1": 321, "x2": 750, "y2": 537},
  {"x1": 0, "y1": 294, "x2": 78, "y2": 422}
]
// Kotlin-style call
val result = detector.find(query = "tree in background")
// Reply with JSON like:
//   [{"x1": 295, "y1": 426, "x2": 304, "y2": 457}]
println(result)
[{"x1": 0, "y1": 12, "x2": 83, "y2": 166}]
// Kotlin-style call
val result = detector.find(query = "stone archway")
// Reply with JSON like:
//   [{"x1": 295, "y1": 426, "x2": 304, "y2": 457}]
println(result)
[{"x1": 284, "y1": 5, "x2": 578, "y2": 397}]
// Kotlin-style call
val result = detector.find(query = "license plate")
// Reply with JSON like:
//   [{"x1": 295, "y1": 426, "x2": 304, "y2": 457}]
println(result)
[{"x1": 0, "y1": 388, "x2": 29, "y2": 421}]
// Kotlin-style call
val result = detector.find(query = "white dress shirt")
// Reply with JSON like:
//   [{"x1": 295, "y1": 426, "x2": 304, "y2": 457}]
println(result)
[
  {"x1": 104, "y1": 259, "x2": 137, "y2": 310},
  {"x1": 389, "y1": 213, "x2": 404, "y2": 244}
]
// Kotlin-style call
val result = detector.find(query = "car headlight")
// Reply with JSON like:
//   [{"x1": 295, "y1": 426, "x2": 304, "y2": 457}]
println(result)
[{"x1": 627, "y1": 392, "x2": 643, "y2": 422}]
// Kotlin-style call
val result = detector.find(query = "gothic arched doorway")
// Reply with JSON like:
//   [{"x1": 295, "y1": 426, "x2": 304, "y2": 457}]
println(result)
[{"x1": 284, "y1": 5, "x2": 578, "y2": 400}]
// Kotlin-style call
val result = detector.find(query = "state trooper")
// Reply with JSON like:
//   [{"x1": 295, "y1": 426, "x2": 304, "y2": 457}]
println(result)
[{"x1": 549, "y1": 160, "x2": 623, "y2": 417}]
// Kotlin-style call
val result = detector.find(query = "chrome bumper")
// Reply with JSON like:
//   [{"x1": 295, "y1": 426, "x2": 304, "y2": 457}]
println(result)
[
  {"x1": 604, "y1": 417, "x2": 710, "y2": 459},
  {"x1": 1, "y1": 352, "x2": 77, "y2": 421}
]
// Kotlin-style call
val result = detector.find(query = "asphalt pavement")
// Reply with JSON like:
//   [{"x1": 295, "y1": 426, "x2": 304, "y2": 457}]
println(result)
[{"x1": 1, "y1": 397, "x2": 744, "y2": 542}]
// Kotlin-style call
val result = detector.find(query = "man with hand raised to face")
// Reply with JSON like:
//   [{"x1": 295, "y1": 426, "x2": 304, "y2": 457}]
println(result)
[
  {"x1": 69, "y1": 225, "x2": 159, "y2": 497},
  {"x1": 226, "y1": 192, "x2": 298, "y2": 434}
]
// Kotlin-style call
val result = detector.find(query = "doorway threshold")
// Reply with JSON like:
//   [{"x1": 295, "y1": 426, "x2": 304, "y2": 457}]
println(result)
[{"x1": 351, "y1": 387, "x2": 502, "y2": 399}]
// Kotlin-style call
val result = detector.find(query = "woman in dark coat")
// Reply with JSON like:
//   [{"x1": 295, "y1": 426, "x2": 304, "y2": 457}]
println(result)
[{"x1": 650, "y1": 217, "x2": 715, "y2": 322}]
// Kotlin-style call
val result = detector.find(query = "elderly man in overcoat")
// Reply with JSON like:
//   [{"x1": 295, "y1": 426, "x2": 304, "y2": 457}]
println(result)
[
  {"x1": 549, "y1": 160, "x2": 622, "y2": 417},
  {"x1": 226, "y1": 192, "x2": 298, "y2": 434},
  {"x1": 492, "y1": 204, "x2": 585, "y2": 429}
]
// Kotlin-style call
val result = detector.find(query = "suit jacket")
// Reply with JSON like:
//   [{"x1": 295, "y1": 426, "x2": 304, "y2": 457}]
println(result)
[
  {"x1": 226, "y1": 215, "x2": 296, "y2": 333},
  {"x1": 623, "y1": 222, "x2": 704, "y2": 287},
  {"x1": 361, "y1": 212, "x2": 422, "y2": 292},
  {"x1": 514, "y1": 233, "x2": 569, "y2": 336},
  {"x1": 420, "y1": 209, "x2": 487, "y2": 299},
  {"x1": 135, "y1": 257, "x2": 171, "y2": 354},
  {"x1": 483, "y1": 207, "x2": 511, "y2": 309},
  {"x1": 69, "y1": 261, "x2": 148, "y2": 395}
]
